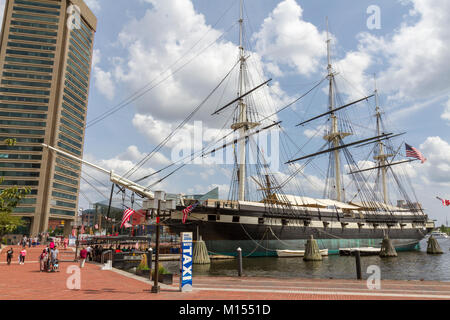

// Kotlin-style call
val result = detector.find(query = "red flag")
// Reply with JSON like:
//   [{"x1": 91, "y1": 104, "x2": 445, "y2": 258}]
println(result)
[
  {"x1": 182, "y1": 202, "x2": 199, "y2": 224},
  {"x1": 121, "y1": 208, "x2": 135, "y2": 229},
  {"x1": 72, "y1": 229, "x2": 77, "y2": 237},
  {"x1": 437, "y1": 196, "x2": 450, "y2": 206}
]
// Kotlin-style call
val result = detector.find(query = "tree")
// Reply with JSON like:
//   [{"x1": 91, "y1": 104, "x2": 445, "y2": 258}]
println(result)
[{"x1": 0, "y1": 139, "x2": 31, "y2": 241}]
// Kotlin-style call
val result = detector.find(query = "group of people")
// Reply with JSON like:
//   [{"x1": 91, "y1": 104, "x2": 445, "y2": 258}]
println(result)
[
  {"x1": 39, "y1": 242, "x2": 59, "y2": 273},
  {"x1": 19, "y1": 233, "x2": 51, "y2": 248},
  {"x1": 6, "y1": 247, "x2": 28, "y2": 265}
]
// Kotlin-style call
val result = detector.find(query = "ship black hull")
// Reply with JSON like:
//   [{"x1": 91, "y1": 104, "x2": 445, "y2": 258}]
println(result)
[{"x1": 167, "y1": 219, "x2": 426, "y2": 256}]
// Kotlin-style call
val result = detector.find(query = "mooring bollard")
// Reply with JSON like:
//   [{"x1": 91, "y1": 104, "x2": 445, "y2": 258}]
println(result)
[
  {"x1": 354, "y1": 250, "x2": 362, "y2": 280},
  {"x1": 237, "y1": 247, "x2": 243, "y2": 277}
]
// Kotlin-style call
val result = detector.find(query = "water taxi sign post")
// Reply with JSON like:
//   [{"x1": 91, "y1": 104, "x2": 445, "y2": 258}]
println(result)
[{"x1": 180, "y1": 232, "x2": 193, "y2": 292}]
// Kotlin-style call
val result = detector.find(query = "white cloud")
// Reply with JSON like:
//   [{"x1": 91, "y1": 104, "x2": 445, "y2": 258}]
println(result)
[
  {"x1": 92, "y1": 49, "x2": 115, "y2": 100},
  {"x1": 253, "y1": 0, "x2": 327, "y2": 77},
  {"x1": 441, "y1": 97, "x2": 450, "y2": 123},
  {"x1": 418, "y1": 136, "x2": 450, "y2": 186},
  {"x1": 304, "y1": 124, "x2": 327, "y2": 139},
  {"x1": 333, "y1": 51, "x2": 373, "y2": 100},
  {"x1": 357, "y1": 0, "x2": 450, "y2": 103},
  {"x1": 102, "y1": 0, "x2": 288, "y2": 155},
  {"x1": 84, "y1": 0, "x2": 101, "y2": 12}
]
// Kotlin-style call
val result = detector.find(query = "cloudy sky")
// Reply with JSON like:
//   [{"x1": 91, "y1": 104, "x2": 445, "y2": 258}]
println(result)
[{"x1": 4, "y1": 0, "x2": 450, "y2": 225}]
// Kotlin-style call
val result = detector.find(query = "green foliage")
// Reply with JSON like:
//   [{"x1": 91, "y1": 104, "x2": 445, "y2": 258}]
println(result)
[
  {"x1": 137, "y1": 264, "x2": 150, "y2": 271},
  {"x1": 0, "y1": 138, "x2": 31, "y2": 238},
  {"x1": 439, "y1": 225, "x2": 449, "y2": 234},
  {"x1": 151, "y1": 265, "x2": 171, "y2": 277}
]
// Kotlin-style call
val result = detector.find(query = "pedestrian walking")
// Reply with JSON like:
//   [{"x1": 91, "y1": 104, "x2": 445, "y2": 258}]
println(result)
[
  {"x1": 28, "y1": 237, "x2": 31, "y2": 248},
  {"x1": 6, "y1": 248, "x2": 13, "y2": 265},
  {"x1": 39, "y1": 250, "x2": 48, "y2": 272},
  {"x1": 79, "y1": 247, "x2": 87, "y2": 268},
  {"x1": 22, "y1": 235, "x2": 27, "y2": 248},
  {"x1": 50, "y1": 246, "x2": 59, "y2": 272},
  {"x1": 63, "y1": 238, "x2": 68, "y2": 250},
  {"x1": 86, "y1": 245, "x2": 92, "y2": 261},
  {"x1": 19, "y1": 248, "x2": 27, "y2": 264}
]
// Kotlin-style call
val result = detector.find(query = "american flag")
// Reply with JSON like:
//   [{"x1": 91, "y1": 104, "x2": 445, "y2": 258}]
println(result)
[
  {"x1": 405, "y1": 143, "x2": 427, "y2": 163},
  {"x1": 437, "y1": 197, "x2": 450, "y2": 206},
  {"x1": 120, "y1": 208, "x2": 135, "y2": 229},
  {"x1": 182, "y1": 202, "x2": 199, "y2": 224}
]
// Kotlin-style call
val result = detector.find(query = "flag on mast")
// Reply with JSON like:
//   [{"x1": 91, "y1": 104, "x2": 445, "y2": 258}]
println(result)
[
  {"x1": 405, "y1": 143, "x2": 427, "y2": 163},
  {"x1": 437, "y1": 196, "x2": 450, "y2": 206},
  {"x1": 182, "y1": 202, "x2": 199, "y2": 224},
  {"x1": 121, "y1": 208, "x2": 135, "y2": 229}
]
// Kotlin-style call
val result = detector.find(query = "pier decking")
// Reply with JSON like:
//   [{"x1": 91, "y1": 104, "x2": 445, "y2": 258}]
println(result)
[
  {"x1": 1, "y1": 245, "x2": 449, "y2": 300},
  {"x1": 339, "y1": 247, "x2": 381, "y2": 256}
]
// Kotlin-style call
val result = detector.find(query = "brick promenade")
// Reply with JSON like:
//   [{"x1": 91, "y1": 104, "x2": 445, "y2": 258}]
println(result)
[{"x1": 1, "y1": 245, "x2": 450, "y2": 300}]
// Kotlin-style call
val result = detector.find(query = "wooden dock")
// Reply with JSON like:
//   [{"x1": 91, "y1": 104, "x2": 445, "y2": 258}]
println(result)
[{"x1": 339, "y1": 247, "x2": 381, "y2": 256}]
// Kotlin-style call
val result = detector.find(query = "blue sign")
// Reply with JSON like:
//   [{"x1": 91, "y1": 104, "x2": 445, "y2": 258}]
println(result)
[{"x1": 180, "y1": 232, "x2": 193, "y2": 292}]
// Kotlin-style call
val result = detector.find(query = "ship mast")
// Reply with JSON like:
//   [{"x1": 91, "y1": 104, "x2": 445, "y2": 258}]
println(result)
[
  {"x1": 323, "y1": 18, "x2": 351, "y2": 202},
  {"x1": 231, "y1": 0, "x2": 258, "y2": 201},
  {"x1": 373, "y1": 76, "x2": 392, "y2": 205}
]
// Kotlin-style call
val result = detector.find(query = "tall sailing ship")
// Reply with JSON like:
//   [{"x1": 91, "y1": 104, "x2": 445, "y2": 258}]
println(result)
[{"x1": 166, "y1": 1, "x2": 434, "y2": 256}]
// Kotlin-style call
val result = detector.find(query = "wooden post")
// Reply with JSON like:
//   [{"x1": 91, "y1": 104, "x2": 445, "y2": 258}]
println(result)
[{"x1": 237, "y1": 247, "x2": 243, "y2": 277}]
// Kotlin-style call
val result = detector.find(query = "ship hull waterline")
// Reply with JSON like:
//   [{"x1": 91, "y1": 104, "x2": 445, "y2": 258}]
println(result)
[{"x1": 167, "y1": 219, "x2": 427, "y2": 257}]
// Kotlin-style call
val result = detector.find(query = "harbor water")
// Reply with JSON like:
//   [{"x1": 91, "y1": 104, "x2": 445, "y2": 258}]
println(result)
[{"x1": 162, "y1": 238, "x2": 450, "y2": 282}]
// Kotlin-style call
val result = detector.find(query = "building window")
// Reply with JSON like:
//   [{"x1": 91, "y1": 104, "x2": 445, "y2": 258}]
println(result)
[
  {"x1": 13, "y1": 207, "x2": 35, "y2": 213},
  {"x1": 50, "y1": 208, "x2": 75, "y2": 216},
  {"x1": 14, "y1": 0, "x2": 61, "y2": 9},
  {"x1": 12, "y1": 13, "x2": 59, "y2": 23}
]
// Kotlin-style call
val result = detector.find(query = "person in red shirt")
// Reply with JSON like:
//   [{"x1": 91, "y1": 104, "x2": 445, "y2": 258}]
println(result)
[
  {"x1": 79, "y1": 247, "x2": 88, "y2": 268},
  {"x1": 19, "y1": 249, "x2": 27, "y2": 264}
]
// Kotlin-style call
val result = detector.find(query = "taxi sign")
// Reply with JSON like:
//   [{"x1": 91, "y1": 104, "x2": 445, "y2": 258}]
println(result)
[{"x1": 180, "y1": 232, "x2": 193, "y2": 292}]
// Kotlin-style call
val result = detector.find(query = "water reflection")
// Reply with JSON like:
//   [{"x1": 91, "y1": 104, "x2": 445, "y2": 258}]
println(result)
[{"x1": 189, "y1": 239, "x2": 450, "y2": 281}]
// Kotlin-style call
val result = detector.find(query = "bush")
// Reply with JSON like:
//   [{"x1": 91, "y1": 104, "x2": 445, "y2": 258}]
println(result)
[
  {"x1": 137, "y1": 264, "x2": 150, "y2": 271},
  {"x1": 152, "y1": 265, "x2": 170, "y2": 277}
]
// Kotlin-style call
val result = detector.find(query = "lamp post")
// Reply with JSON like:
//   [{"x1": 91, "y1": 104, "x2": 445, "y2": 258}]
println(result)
[
  {"x1": 71, "y1": 220, "x2": 87, "y2": 261},
  {"x1": 144, "y1": 191, "x2": 175, "y2": 294}
]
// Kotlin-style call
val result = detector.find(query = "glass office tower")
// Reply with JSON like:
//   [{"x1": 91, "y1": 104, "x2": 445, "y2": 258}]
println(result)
[{"x1": 0, "y1": 0, "x2": 97, "y2": 236}]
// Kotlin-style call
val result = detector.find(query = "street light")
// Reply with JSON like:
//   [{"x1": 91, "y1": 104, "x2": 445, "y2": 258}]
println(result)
[
  {"x1": 71, "y1": 220, "x2": 88, "y2": 261},
  {"x1": 144, "y1": 191, "x2": 176, "y2": 294}
]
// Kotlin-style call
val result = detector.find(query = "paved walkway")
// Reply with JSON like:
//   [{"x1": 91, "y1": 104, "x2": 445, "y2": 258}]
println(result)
[{"x1": 1, "y1": 245, "x2": 450, "y2": 300}]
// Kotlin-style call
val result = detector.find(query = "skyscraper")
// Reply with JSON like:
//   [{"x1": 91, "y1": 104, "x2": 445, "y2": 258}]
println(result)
[{"x1": 0, "y1": 0, "x2": 97, "y2": 236}]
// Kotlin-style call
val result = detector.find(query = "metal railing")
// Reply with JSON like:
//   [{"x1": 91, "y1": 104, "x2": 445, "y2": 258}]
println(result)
[{"x1": 101, "y1": 250, "x2": 113, "y2": 265}]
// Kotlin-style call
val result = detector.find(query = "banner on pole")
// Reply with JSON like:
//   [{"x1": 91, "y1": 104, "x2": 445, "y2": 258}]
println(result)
[{"x1": 180, "y1": 232, "x2": 193, "y2": 292}]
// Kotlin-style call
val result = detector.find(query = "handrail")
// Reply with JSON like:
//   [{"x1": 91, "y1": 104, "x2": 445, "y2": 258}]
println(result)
[{"x1": 101, "y1": 250, "x2": 113, "y2": 265}]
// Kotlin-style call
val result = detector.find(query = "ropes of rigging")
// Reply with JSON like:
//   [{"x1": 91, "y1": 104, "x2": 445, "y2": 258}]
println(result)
[
  {"x1": 85, "y1": 2, "x2": 239, "y2": 129},
  {"x1": 122, "y1": 59, "x2": 241, "y2": 181}
]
